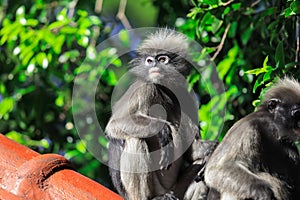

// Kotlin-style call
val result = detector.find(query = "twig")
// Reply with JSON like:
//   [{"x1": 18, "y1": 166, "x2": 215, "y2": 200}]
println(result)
[
  {"x1": 117, "y1": 0, "x2": 132, "y2": 29},
  {"x1": 68, "y1": 0, "x2": 79, "y2": 18},
  {"x1": 221, "y1": 0, "x2": 235, "y2": 7},
  {"x1": 295, "y1": 15, "x2": 300, "y2": 68},
  {"x1": 95, "y1": 0, "x2": 103, "y2": 14},
  {"x1": 211, "y1": 23, "x2": 231, "y2": 61},
  {"x1": 250, "y1": 0, "x2": 261, "y2": 8}
]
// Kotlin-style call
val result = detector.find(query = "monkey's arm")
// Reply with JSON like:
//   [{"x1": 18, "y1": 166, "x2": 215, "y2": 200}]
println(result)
[
  {"x1": 188, "y1": 139, "x2": 218, "y2": 164},
  {"x1": 106, "y1": 112, "x2": 171, "y2": 139},
  {"x1": 204, "y1": 120, "x2": 275, "y2": 200}
]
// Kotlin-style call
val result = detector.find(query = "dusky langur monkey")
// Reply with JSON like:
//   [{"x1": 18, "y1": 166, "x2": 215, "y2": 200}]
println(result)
[
  {"x1": 106, "y1": 29, "x2": 217, "y2": 200},
  {"x1": 204, "y1": 77, "x2": 300, "y2": 200}
]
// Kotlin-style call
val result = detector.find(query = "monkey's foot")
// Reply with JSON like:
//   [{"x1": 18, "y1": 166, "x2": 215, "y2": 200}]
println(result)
[{"x1": 249, "y1": 182, "x2": 276, "y2": 200}]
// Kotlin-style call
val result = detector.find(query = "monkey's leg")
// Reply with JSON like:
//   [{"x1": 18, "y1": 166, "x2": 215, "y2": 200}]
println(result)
[
  {"x1": 108, "y1": 138, "x2": 127, "y2": 198},
  {"x1": 205, "y1": 161, "x2": 276, "y2": 200},
  {"x1": 120, "y1": 138, "x2": 153, "y2": 200}
]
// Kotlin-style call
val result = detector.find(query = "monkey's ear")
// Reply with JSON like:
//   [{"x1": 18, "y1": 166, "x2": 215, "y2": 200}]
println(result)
[{"x1": 267, "y1": 98, "x2": 280, "y2": 112}]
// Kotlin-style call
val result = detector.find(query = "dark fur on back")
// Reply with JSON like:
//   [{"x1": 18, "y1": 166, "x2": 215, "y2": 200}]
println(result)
[{"x1": 205, "y1": 77, "x2": 300, "y2": 200}]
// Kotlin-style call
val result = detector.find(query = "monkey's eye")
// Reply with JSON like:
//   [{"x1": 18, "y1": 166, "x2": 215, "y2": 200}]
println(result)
[
  {"x1": 145, "y1": 56, "x2": 155, "y2": 66},
  {"x1": 268, "y1": 98, "x2": 280, "y2": 112},
  {"x1": 292, "y1": 109, "x2": 300, "y2": 119},
  {"x1": 157, "y1": 55, "x2": 170, "y2": 64}
]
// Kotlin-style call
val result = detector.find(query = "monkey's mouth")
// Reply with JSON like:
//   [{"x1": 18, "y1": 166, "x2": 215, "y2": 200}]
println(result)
[{"x1": 149, "y1": 67, "x2": 161, "y2": 77}]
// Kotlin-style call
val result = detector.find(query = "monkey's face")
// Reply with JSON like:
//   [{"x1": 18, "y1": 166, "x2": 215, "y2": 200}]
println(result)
[
  {"x1": 266, "y1": 97, "x2": 300, "y2": 136},
  {"x1": 130, "y1": 50, "x2": 190, "y2": 84},
  {"x1": 143, "y1": 53, "x2": 175, "y2": 82}
]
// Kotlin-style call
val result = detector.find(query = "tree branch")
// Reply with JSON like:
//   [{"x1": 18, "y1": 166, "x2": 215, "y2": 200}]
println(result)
[
  {"x1": 68, "y1": 0, "x2": 79, "y2": 18},
  {"x1": 95, "y1": 0, "x2": 103, "y2": 14},
  {"x1": 211, "y1": 23, "x2": 231, "y2": 61},
  {"x1": 295, "y1": 15, "x2": 300, "y2": 68},
  {"x1": 250, "y1": 0, "x2": 261, "y2": 8},
  {"x1": 117, "y1": 0, "x2": 132, "y2": 30},
  {"x1": 221, "y1": 0, "x2": 235, "y2": 7}
]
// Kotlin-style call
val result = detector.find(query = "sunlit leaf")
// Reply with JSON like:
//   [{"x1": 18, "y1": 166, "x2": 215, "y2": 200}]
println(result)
[
  {"x1": 119, "y1": 29, "x2": 130, "y2": 47},
  {"x1": 275, "y1": 41, "x2": 285, "y2": 69},
  {"x1": 0, "y1": 97, "x2": 14, "y2": 119}
]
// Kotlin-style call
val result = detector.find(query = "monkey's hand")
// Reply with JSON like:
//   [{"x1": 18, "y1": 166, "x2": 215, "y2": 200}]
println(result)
[
  {"x1": 183, "y1": 180, "x2": 208, "y2": 200},
  {"x1": 248, "y1": 181, "x2": 276, "y2": 200},
  {"x1": 158, "y1": 123, "x2": 174, "y2": 170},
  {"x1": 194, "y1": 141, "x2": 218, "y2": 182},
  {"x1": 152, "y1": 191, "x2": 179, "y2": 200}
]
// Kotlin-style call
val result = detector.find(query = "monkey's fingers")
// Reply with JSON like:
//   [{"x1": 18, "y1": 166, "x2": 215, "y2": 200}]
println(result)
[
  {"x1": 194, "y1": 165, "x2": 205, "y2": 182},
  {"x1": 152, "y1": 191, "x2": 179, "y2": 200}
]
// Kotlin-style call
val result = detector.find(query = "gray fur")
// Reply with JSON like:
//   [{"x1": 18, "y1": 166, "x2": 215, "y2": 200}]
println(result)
[
  {"x1": 106, "y1": 29, "x2": 216, "y2": 200},
  {"x1": 205, "y1": 77, "x2": 300, "y2": 200}
]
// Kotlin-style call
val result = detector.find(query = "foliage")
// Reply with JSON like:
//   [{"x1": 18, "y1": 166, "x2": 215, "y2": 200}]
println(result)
[
  {"x1": 0, "y1": 0, "x2": 299, "y2": 190},
  {"x1": 177, "y1": 0, "x2": 300, "y2": 140},
  {"x1": 0, "y1": 0, "x2": 120, "y2": 185}
]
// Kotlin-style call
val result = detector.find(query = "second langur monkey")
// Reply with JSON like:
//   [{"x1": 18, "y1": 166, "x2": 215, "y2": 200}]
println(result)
[
  {"x1": 205, "y1": 77, "x2": 300, "y2": 200},
  {"x1": 106, "y1": 29, "x2": 217, "y2": 200}
]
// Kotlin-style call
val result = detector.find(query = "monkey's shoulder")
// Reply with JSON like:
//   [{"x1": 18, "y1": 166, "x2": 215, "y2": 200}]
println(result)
[{"x1": 221, "y1": 110, "x2": 274, "y2": 144}]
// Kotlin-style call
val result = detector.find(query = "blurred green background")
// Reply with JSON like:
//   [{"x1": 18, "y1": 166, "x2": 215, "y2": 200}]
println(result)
[{"x1": 0, "y1": 0, "x2": 299, "y2": 189}]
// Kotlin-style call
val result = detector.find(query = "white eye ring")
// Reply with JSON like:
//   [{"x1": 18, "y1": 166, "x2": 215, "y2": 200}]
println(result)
[
  {"x1": 145, "y1": 56, "x2": 155, "y2": 66},
  {"x1": 157, "y1": 55, "x2": 170, "y2": 64}
]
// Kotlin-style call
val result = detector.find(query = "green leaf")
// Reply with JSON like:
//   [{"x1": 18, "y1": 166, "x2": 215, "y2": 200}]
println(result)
[
  {"x1": 111, "y1": 58, "x2": 122, "y2": 67},
  {"x1": 6, "y1": 131, "x2": 50, "y2": 148},
  {"x1": 275, "y1": 41, "x2": 285, "y2": 69},
  {"x1": 285, "y1": 7, "x2": 295, "y2": 17},
  {"x1": 231, "y1": 3, "x2": 241, "y2": 11},
  {"x1": 35, "y1": 52, "x2": 47, "y2": 68},
  {"x1": 55, "y1": 93, "x2": 64, "y2": 107},
  {"x1": 211, "y1": 18, "x2": 223, "y2": 34},
  {"x1": 217, "y1": 45, "x2": 238, "y2": 79},
  {"x1": 0, "y1": 97, "x2": 14, "y2": 119},
  {"x1": 98, "y1": 136, "x2": 108, "y2": 148},
  {"x1": 17, "y1": 86, "x2": 35, "y2": 96},
  {"x1": 16, "y1": 6, "x2": 25, "y2": 19},
  {"x1": 105, "y1": 70, "x2": 118, "y2": 86},
  {"x1": 0, "y1": 83, "x2": 6, "y2": 94},
  {"x1": 253, "y1": 75, "x2": 263, "y2": 93},
  {"x1": 252, "y1": 99, "x2": 261, "y2": 107},
  {"x1": 228, "y1": 21, "x2": 237, "y2": 38},
  {"x1": 119, "y1": 29, "x2": 130, "y2": 47},
  {"x1": 48, "y1": 21, "x2": 67, "y2": 30},
  {"x1": 53, "y1": 35, "x2": 66, "y2": 54},
  {"x1": 60, "y1": 26, "x2": 77, "y2": 34},
  {"x1": 89, "y1": 16, "x2": 101, "y2": 26},
  {"x1": 291, "y1": 1, "x2": 300, "y2": 14},
  {"x1": 246, "y1": 56, "x2": 274, "y2": 76},
  {"x1": 241, "y1": 26, "x2": 253, "y2": 45},
  {"x1": 203, "y1": 0, "x2": 218, "y2": 6},
  {"x1": 25, "y1": 19, "x2": 38, "y2": 27},
  {"x1": 78, "y1": 36, "x2": 89, "y2": 47},
  {"x1": 76, "y1": 140, "x2": 87, "y2": 153}
]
